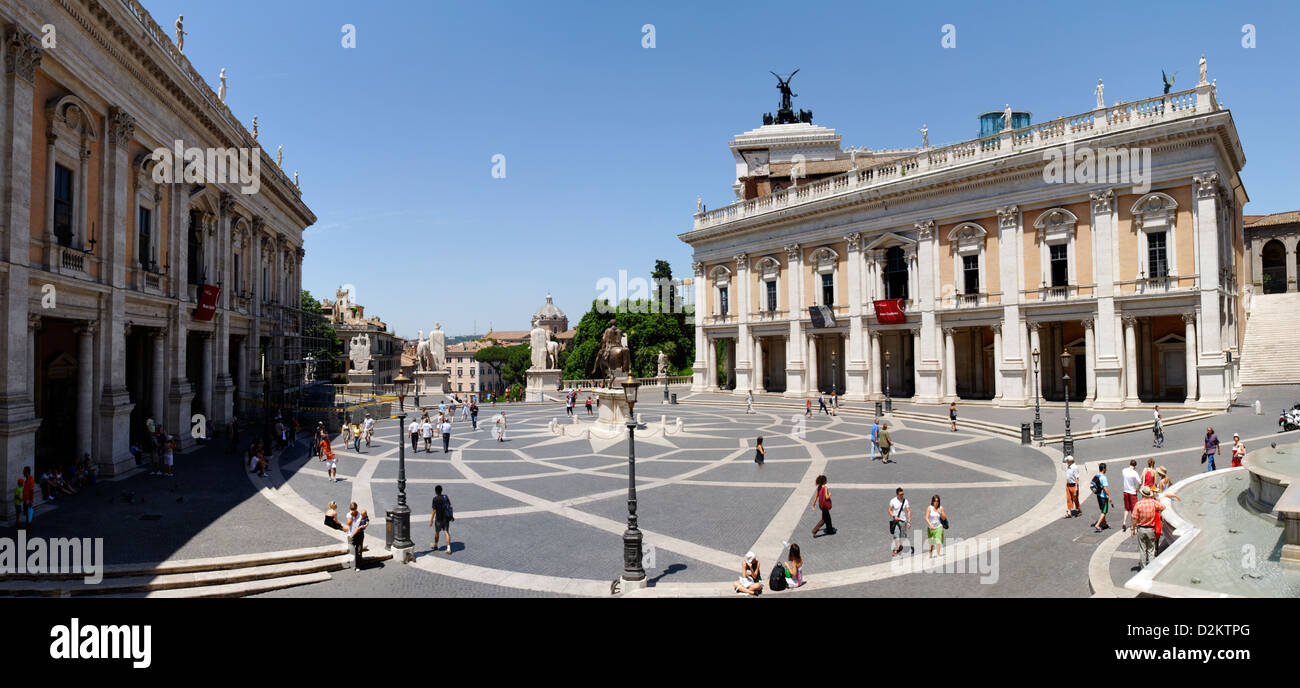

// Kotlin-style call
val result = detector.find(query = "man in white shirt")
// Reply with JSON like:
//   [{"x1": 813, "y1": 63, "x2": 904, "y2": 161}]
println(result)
[
  {"x1": 1120, "y1": 459, "x2": 1141, "y2": 532},
  {"x1": 420, "y1": 419, "x2": 434, "y2": 453},
  {"x1": 407, "y1": 418, "x2": 420, "y2": 454},
  {"x1": 1064, "y1": 455, "x2": 1081, "y2": 518},
  {"x1": 888, "y1": 488, "x2": 912, "y2": 556},
  {"x1": 362, "y1": 413, "x2": 375, "y2": 448},
  {"x1": 440, "y1": 419, "x2": 452, "y2": 453}
]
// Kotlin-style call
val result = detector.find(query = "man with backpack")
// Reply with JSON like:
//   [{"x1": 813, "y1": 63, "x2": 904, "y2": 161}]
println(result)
[
  {"x1": 429, "y1": 485, "x2": 453, "y2": 554},
  {"x1": 1091, "y1": 462, "x2": 1111, "y2": 533}
]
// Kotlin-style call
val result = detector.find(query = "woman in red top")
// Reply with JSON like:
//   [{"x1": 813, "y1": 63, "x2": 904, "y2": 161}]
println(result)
[
  {"x1": 1231, "y1": 434, "x2": 1245, "y2": 467},
  {"x1": 1141, "y1": 457, "x2": 1158, "y2": 489},
  {"x1": 811, "y1": 475, "x2": 835, "y2": 537}
]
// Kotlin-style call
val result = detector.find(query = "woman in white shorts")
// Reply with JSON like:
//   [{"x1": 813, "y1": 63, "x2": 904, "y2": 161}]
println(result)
[{"x1": 161, "y1": 436, "x2": 175, "y2": 477}]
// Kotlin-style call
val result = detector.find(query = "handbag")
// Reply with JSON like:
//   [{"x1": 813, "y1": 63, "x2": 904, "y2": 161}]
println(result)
[{"x1": 1201, "y1": 452, "x2": 1207, "y2": 464}]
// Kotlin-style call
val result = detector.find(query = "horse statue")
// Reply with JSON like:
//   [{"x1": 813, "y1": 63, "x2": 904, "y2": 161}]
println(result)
[
  {"x1": 590, "y1": 324, "x2": 632, "y2": 384},
  {"x1": 415, "y1": 330, "x2": 434, "y2": 372},
  {"x1": 546, "y1": 340, "x2": 560, "y2": 369}
]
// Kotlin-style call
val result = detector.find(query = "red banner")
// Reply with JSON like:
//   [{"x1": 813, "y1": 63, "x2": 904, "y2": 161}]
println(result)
[
  {"x1": 873, "y1": 298, "x2": 907, "y2": 324},
  {"x1": 194, "y1": 284, "x2": 222, "y2": 321}
]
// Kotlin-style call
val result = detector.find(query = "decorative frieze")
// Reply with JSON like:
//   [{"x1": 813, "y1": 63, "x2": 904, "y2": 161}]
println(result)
[{"x1": 3, "y1": 25, "x2": 42, "y2": 84}]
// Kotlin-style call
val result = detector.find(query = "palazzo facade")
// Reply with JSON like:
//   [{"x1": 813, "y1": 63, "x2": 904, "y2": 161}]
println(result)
[
  {"x1": 0, "y1": 0, "x2": 316, "y2": 517},
  {"x1": 682, "y1": 69, "x2": 1246, "y2": 411}
]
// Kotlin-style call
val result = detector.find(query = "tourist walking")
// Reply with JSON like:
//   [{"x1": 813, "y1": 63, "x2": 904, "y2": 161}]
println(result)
[
  {"x1": 12, "y1": 478, "x2": 23, "y2": 527},
  {"x1": 161, "y1": 435, "x2": 175, "y2": 477},
  {"x1": 818, "y1": 393, "x2": 829, "y2": 415},
  {"x1": 21, "y1": 467, "x2": 34, "y2": 525},
  {"x1": 458, "y1": 400, "x2": 470, "y2": 422},
  {"x1": 494, "y1": 411, "x2": 507, "y2": 442},
  {"x1": 1231, "y1": 433, "x2": 1245, "y2": 467},
  {"x1": 745, "y1": 390, "x2": 754, "y2": 414},
  {"x1": 408, "y1": 417, "x2": 420, "y2": 453},
  {"x1": 831, "y1": 392, "x2": 838, "y2": 416},
  {"x1": 811, "y1": 475, "x2": 835, "y2": 536},
  {"x1": 585, "y1": 396, "x2": 593, "y2": 415},
  {"x1": 1064, "y1": 455, "x2": 1081, "y2": 518},
  {"x1": 870, "y1": 417, "x2": 881, "y2": 460},
  {"x1": 362, "y1": 413, "x2": 375, "y2": 448},
  {"x1": 341, "y1": 421, "x2": 352, "y2": 447},
  {"x1": 322, "y1": 438, "x2": 338, "y2": 482},
  {"x1": 1203, "y1": 427, "x2": 1220, "y2": 472},
  {"x1": 1121, "y1": 459, "x2": 1140, "y2": 532},
  {"x1": 441, "y1": 417, "x2": 452, "y2": 453},
  {"x1": 949, "y1": 402, "x2": 958, "y2": 431},
  {"x1": 566, "y1": 395, "x2": 574, "y2": 417},
  {"x1": 889, "y1": 487, "x2": 912, "y2": 556},
  {"x1": 428, "y1": 484, "x2": 453, "y2": 554},
  {"x1": 421, "y1": 418, "x2": 434, "y2": 453},
  {"x1": 805, "y1": 397, "x2": 812, "y2": 417},
  {"x1": 346, "y1": 502, "x2": 368, "y2": 571},
  {"x1": 753, "y1": 436, "x2": 765, "y2": 467},
  {"x1": 470, "y1": 399, "x2": 479, "y2": 429},
  {"x1": 732, "y1": 552, "x2": 763, "y2": 595},
  {"x1": 879, "y1": 421, "x2": 894, "y2": 463},
  {"x1": 351, "y1": 422, "x2": 362, "y2": 452},
  {"x1": 926, "y1": 494, "x2": 948, "y2": 557},
  {"x1": 1152, "y1": 406, "x2": 1164, "y2": 448},
  {"x1": 1091, "y1": 462, "x2": 1111, "y2": 532},
  {"x1": 1132, "y1": 486, "x2": 1164, "y2": 568}
]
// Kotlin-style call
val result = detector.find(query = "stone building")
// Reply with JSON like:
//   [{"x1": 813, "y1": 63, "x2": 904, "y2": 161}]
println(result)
[
  {"x1": 320, "y1": 288, "x2": 399, "y2": 387},
  {"x1": 446, "y1": 340, "x2": 501, "y2": 396},
  {"x1": 483, "y1": 293, "x2": 575, "y2": 345},
  {"x1": 0, "y1": 0, "x2": 316, "y2": 517},
  {"x1": 1244, "y1": 211, "x2": 1300, "y2": 294},
  {"x1": 681, "y1": 65, "x2": 1246, "y2": 410}
]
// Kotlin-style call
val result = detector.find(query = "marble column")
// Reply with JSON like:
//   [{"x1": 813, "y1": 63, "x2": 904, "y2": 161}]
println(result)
[
  {"x1": 201, "y1": 333, "x2": 214, "y2": 425},
  {"x1": 733, "y1": 253, "x2": 752, "y2": 393},
  {"x1": 943, "y1": 328, "x2": 957, "y2": 399},
  {"x1": 1140, "y1": 319, "x2": 1152, "y2": 398},
  {"x1": 1184, "y1": 313, "x2": 1198, "y2": 403},
  {"x1": 1029, "y1": 322, "x2": 1042, "y2": 401},
  {"x1": 991, "y1": 324, "x2": 1003, "y2": 399},
  {"x1": 844, "y1": 233, "x2": 868, "y2": 399},
  {"x1": 76, "y1": 324, "x2": 96, "y2": 460},
  {"x1": 754, "y1": 335, "x2": 765, "y2": 392},
  {"x1": 911, "y1": 328, "x2": 922, "y2": 396},
  {"x1": 807, "y1": 335, "x2": 819, "y2": 394},
  {"x1": 783, "y1": 244, "x2": 805, "y2": 396},
  {"x1": 870, "y1": 332, "x2": 882, "y2": 396},
  {"x1": 1123, "y1": 315, "x2": 1139, "y2": 402},
  {"x1": 152, "y1": 329, "x2": 167, "y2": 426},
  {"x1": 691, "y1": 262, "x2": 707, "y2": 390},
  {"x1": 1082, "y1": 319, "x2": 1097, "y2": 402},
  {"x1": 705, "y1": 336, "x2": 716, "y2": 390}
]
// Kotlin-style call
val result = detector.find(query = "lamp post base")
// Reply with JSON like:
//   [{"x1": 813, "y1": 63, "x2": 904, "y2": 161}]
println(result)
[
  {"x1": 619, "y1": 575, "x2": 647, "y2": 591},
  {"x1": 389, "y1": 543, "x2": 415, "y2": 564}
]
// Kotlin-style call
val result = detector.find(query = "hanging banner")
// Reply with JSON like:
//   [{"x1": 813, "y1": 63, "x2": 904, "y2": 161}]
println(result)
[
  {"x1": 873, "y1": 298, "x2": 907, "y2": 324},
  {"x1": 808, "y1": 305, "x2": 836, "y2": 328},
  {"x1": 194, "y1": 284, "x2": 222, "y2": 321}
]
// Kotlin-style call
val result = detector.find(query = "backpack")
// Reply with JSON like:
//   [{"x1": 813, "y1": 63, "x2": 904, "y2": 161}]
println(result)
[
  {"x1": 768, "y1": 563, "x2": 788, "y2": 591},
  {"x1": 1090, "y1": 474, "x2": 1102, "y2": 495}
]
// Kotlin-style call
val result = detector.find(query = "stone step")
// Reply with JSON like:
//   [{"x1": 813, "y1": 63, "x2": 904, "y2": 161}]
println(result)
[
  {"x1": 0, "y1": 549, "x2": 392, "y2": 597},
  {"x1": 0, "y1": 542, "x2": 353, "y2": 582},
  {"x1": 124, "y1": 572, "x2": 332, "y2": 598}
]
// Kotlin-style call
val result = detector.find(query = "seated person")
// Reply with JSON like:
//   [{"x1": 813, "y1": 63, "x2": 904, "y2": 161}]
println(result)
[{"x1": 733, "y1": 552, "x2": 763, "y2": 595}]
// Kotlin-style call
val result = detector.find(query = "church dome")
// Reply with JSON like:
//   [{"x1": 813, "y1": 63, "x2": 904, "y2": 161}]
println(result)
[{"x1": 533, "y1": 293, "x2": 565, "y2": 321}]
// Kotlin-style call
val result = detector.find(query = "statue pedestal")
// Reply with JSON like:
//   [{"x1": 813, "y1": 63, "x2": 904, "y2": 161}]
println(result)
[
  {"x1": 525, "y1": 369, "x2": 561, "y2": 403},
  {"x1": 345, "y1": 370, "x2": 375, "y2": 396},
  {"x1": 414, "y1": 370, "x2": 449, "y2": 397},
  {"x1": 592, "y1": 387, "x2": 631, "y2": 427}
]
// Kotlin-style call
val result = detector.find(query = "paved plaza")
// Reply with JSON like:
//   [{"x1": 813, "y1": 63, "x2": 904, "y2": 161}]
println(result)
[{"x1": 5, "y1": 384, "x2": 1295, "y2": 598}]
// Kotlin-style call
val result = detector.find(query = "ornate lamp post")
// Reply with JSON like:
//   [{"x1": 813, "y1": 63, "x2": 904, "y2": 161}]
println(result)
[
  {"x1": 620, "y1": 379, "x2": 645, "y2": 588},
  {"x1": 390, "y1": 372, "x2": 414, "y2": 561},
  {"x1": 1060, "y1": 349, "x2": 1075, "y2": 457},
  {"x1": 1031, "y1": 347, "x2": 1043, "y2": 442},
  {"x1": 884, "y1": 349, "x2": 893, "y2": 414}
]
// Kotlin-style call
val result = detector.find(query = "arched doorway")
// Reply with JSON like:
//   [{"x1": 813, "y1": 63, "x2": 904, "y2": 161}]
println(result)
[{"x1": 1262, "y1": 239, "x2": 1288, "y2": 294}]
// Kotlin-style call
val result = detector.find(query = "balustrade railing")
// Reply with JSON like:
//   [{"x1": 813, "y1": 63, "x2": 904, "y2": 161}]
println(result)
[{"x1": 692, "y1": 86, "x2": 1211, "y2": 232}]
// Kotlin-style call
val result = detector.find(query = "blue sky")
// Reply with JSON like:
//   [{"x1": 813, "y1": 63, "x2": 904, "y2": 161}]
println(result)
[{"x1": 145, "y1": 0, "x2": 1300, "y2": 339}]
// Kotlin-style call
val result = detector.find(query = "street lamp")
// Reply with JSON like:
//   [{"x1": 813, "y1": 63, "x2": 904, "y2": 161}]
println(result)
[
  {"x1": 884, "y1": 349, "x2": 893, "y2": 414},
  {"x1": 620, "y1": 378, "x2": 645, "y2": 588},
  {"x1": 390, "y1": 372, "x2": 413, "y2": 559},
  {"x1": 1031, "y1": 347, "x2": 1043, "y2": 442},
  {"x1": 1060, "y1": 349, "x2": 1074, "y2": 457}
]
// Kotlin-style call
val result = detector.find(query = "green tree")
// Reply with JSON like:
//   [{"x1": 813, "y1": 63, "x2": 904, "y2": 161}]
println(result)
[
  {"x1": 301, "y1": 289, "x2": 340, "y2": 380},
  {"x1": 499, "y1": 344, "x2": 532, "y2": 387},
  {"x1": 475, "y1": 346, "x2": 511, "y2": 382}
]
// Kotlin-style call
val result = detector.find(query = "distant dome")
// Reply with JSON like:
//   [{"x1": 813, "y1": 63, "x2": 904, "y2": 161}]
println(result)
[{"x1": 533, "y1": 293, "x2": 565, "y2": 321}]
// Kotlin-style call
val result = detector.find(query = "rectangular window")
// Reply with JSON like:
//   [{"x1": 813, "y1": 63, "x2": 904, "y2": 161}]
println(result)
[
  {"x1": 138, "y1": 206, "x2": 152, "y2": 268},
  {"x1": 1147, "y1": 231, "x2": 1168, "y2": 278},
  {"x1": 821, "y1": 273, "x2": 834, "y2": 306},
  {"x1": 53, "y1": 164, "x2": 74, "y2": 247},
  {"x1": 962, "y1": 254, "x2": 979, "y2": 294},
  {"x1": 719, "y1": 287, "x2": 729, "y2": 315},
  {"x1": 1049, "y1": 244, "x2": 1069, "y2": 287},
  {"x1": 471, "y1": 368, "x2": 476, "y2": 378},
  {"x1": 765, "y1": 280, "x2": 777, "y2": 311},
  {"x1": 233, "y1": 253, "x2": 241, "y2": 290}
]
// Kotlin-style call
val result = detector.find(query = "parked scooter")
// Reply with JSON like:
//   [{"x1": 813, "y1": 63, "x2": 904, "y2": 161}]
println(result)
[{"x1": 1280, "y1": 405, "x2": 1300, "y2": 432}]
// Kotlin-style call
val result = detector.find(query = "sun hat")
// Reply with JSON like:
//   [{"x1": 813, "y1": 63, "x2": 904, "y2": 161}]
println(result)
[
  {"x1": 1064, "y1": 455, "x2": 1075, "y2": 463},
  {"x1": 744, "y1": 551, "x2": 756, "y2": 563},
  {"x1": 1140, "y1": 485, "x2": 1154, "y2": 497}
]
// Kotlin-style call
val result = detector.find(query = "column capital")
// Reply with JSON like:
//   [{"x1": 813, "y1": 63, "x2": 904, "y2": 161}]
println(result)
[
  {"x1": 870, "y1": 331, "x2": 880, "y2": 341},
  {"x1": 1028, "y1": 321, "x2": 1041, "y2": 332},
  {"x1": 914, "y1": 219, "x2": 935, "y2": 240},
  {"x1": 733, "y1": 253, "x2": 748, "y2": 271},
  {"x1": 784, "y1": 243, "x2": 801, "y2": 261},
  {"x1": 107, "y1": 106, "x2": 136, "y2": 147},
  {"x1": 942, "y1": 327, "x2": 956, "y2": 337},
  {"x1": 151, "y1": 327, "x2": 168, "y2": 340},
  {"x1": 845, "y1": 232, "x2": 862, "y2": 251},
  {"x1": 219, "y1": 191, "x2": 237, "y2": 217},
  {"x1": 1181, "y1": 311, "x2": 1197, "y2": 325},
  {"x1": 1090, "y1": 189, "x2": 1115, "y2": 214},
  {"x1": 1122, "y1": 314, "x2": 1138, "y2": 327},
  {"x1": 991, "y1": 322, "x2": 1002, "y2": 334},
  {"x1": 3, "y1": 25, "x2": 43, "y2": 84},
  {"x1": 27, "y1": 314, "x2": 41, "y2": 331},
  {"x1": 123, "y1": 320, "x2": 133, "y2": 337},
  {"x1": 1080, "y1": 318, "x2": 1094, "y2": 330},
  {"x1": 1193, "y1": 171, "x2": 1221, "y2": 199},
  {"x1": 996, "y1": 205, "x2": 1019, "y2": 230},
  {"x1": 691, "y1": 261, "x2": 704, "y2": 276},
  {"x1": 74, "y1": 322, "x2": 98, "y2": 336}
]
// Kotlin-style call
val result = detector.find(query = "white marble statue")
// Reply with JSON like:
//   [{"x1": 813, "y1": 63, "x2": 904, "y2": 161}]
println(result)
[
  {"x1": 1199, "y1": 54, "x2": 1207, "y2": 85},
  {"x1": 696, "y1": 195, "x2": 702, "y2": 213},
  {"x1": 1002, "y1": 103, "x2": 1012, "y2": 129},
  {"x1": 175, "y1": 15, "x2": 186, "y2": 52},
  {"x1": 276, "y1": 145, "x2": 283, "y2": 168},
  {"x1": 414, "y1": 330, "x2": 430, "y2": 371},
  {"x1": 251, "y1": 116, "x2": 258, "y2": 140},
  {"x1": 427, "y1": 322, "x2": 446, "y2": 371},
  {"x1": 1095, "y1": 79, "x2": 1104, "y2": 109},
  {"x1": 349, "y1": 334, "x2": 371, "y2": 372},
  {"x1": 293, "y1": 170, "x2": 299, "y2": 188},
  {"x1": 304, "y1": 354, "x2": 315, "y2": 384},
  {"x1": 657, "y1": 350, "x2": 668, "y2": 377},
  {"x1": 218, "y1": 68, "x2": 227, "y2": 101},
  {"x1": 546, "y1": 339, "x2": 559, "y2": 370},
  {"x1": 529, "y1": 326, "x2": 551, "y2": 370},
  {"x1": 919, "y1": 124, "x2": 929, "y2": 148}
]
